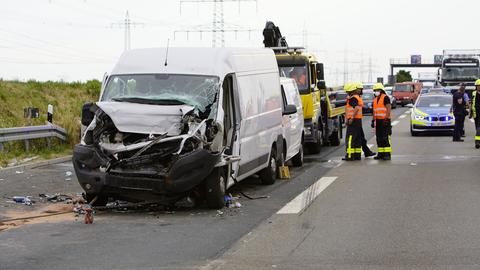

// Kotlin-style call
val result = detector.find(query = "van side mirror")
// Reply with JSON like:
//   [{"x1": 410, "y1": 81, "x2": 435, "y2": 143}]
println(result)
[
  {"x1": 316, "y1": 63, "x2": 325, "y2": 81},
  {"x1": 283, "y1": 104, "x2": 297, "y2": 115},
  {"x1": 81, "y1": 102, "x2": 95, "y2": 126},
  {"x1": 317, "y1": 81, "x2": 326, "y2": 90}
]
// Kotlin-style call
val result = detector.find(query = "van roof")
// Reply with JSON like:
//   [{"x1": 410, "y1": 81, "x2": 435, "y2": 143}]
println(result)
[{"x1": 111, "y1": 47, "x2": 279, "y2": 78}]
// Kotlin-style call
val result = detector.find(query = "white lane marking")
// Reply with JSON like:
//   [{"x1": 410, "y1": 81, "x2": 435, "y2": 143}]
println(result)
[
  {"x1": 391, "y1": 120, "x2": 400, "y2": 126},
  {"x1": 399, "y1": 115, "x2": 407, "y2": 119},
  {"x1": 277, "y1": 177, "x2": 337, "y2": 215}
]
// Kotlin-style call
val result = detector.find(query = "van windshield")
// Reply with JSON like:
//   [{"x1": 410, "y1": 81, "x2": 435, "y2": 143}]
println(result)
[
  {"x1": 394, "y1": 84, "x2": 413, "y2": 92},
  {"x1": 102, "y1": 74, "x2": 220, "y2": 113},
  {"x1": 279, "y1": 65, "x2": 309, "y2": 92}
]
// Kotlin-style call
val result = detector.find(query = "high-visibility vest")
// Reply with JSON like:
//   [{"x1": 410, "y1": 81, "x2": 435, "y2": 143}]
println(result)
[
  {"x1": 373, "y1": 93, "x2": 389, "y2": 120},
  {"x1": 346, "y1": 94, "x2": 363, "y2": 119},
  {"x1": 473, "y1": 91, "x2": 477, "y2": 119}
]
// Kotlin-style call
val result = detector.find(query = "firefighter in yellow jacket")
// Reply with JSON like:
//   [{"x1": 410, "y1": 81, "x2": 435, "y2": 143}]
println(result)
[
  {"x1": 343, "y1": 83, "x2": 363, "y2": 161},
  {"x1": 372, "y1": 83, "x2": 392, "y2": 160},
  {"x1": 471, "y1": 79, "x2": 480, "y2": 149}
]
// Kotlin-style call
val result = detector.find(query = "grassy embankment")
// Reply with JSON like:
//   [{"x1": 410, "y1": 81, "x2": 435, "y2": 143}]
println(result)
[{"x1": 0, "y1": 79, "x2": 101, "y2": 167}]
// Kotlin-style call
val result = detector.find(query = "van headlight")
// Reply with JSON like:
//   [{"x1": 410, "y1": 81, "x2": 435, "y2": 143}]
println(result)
[{"x1": 414, "y1": 115, "x2": 425, "y2": 120}]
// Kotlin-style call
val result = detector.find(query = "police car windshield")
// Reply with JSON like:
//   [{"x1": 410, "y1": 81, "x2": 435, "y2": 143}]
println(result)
[{"x1": 416, "y1": 96, "x2": 451, "y2": 108}]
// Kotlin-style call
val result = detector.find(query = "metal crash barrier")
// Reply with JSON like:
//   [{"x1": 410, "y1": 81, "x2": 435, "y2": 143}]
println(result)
[{"x1": 0, "y1": 124, "x2": 67, "y2": 151}]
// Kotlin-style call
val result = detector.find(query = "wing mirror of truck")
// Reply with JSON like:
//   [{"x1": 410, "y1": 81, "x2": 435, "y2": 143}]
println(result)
[
  {"x1": 81, "y1": 102, "x2": 95, "y2": 126},
  {"x1": 317, "y1": 80, "x2": 326, "y2": 90},
  {"x1": 316, "y1": 63, "x2": 325, "y2": 81},
  {"x1": 283, "y1": 104, "x2": 297, "y2": 115}
]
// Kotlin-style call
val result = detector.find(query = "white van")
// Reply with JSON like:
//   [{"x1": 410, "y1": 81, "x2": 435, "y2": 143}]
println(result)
[
  {"x1": 280, "y1": 78, "x2": 304, "y2": 166},
  {"x1": 73, "y1": 47, "x2": 285, "y2": 209}
]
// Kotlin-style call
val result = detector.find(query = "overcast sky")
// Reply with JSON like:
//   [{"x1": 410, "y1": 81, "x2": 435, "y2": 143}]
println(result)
[{"x1": 1, "y1": 0, "x2": 479, "y2": 85}]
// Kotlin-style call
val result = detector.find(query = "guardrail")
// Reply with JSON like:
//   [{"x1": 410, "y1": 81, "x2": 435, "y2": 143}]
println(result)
[{"x1": 0, "y1": 124, "x2": 68, "y2": 151}]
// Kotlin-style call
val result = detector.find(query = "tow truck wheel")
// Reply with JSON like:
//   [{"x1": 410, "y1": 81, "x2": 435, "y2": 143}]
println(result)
[
  {"x1": 259, "y1": 147, "x2": 278, "y2": 185},
  {"x1": 205, "y1": 167, "x2": 226, "y2": 209},
  {"x1": 329, "y1": 127, "x2": 341, "y2": 146},
  {"x1": 308, "y1": 126, "x2": 323, "y2": 154}
]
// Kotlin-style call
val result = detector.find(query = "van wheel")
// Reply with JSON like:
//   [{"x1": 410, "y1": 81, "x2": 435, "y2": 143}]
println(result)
[
  {"x1": 259, "y1": 148, "x2": 278, "y2": 185},
  {"x1": 205, "y1": 167, "x2": 226, "y2": 209},
  {"x1": 291, "y1": 146, "x2": 304, "y2": 167}
]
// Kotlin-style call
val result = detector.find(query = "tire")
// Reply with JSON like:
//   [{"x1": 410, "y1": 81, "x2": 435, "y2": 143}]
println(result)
[
  {"x1": 205, "y1": 167, "x2": 226, "y2": 209},
  {"x1": 329, "y1": 127, "x2": 341, "y2": 146},
  {"x1": 410, "y1": 126, "x2": 418, "y2": 136},
  {"x1": 259, "y1": 148, "x2": 278, "y2": 185},
  {"x1": 308, "y1": 125, "x2": 323, "y2": 154},
  {"x1": 291, "y1": 146, "x2": 304, "y2": 167},
  {"x1": 84, "y1": 193, "x2": 108, "y2": 207}
]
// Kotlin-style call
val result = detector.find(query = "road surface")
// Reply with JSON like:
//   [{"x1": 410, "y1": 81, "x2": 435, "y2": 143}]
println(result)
[{"x1": 2, "y1": 108, "x2": 480, "y2": 269}]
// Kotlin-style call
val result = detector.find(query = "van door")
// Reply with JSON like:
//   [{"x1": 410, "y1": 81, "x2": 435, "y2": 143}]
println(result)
[{"x1": 282, "y1": 82, "x2": 302, "y2": 161}]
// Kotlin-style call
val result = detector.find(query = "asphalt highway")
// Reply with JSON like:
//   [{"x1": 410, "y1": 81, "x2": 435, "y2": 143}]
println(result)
[{"x1": 3, "y1": 107, "x2": 480, "y2": 269}]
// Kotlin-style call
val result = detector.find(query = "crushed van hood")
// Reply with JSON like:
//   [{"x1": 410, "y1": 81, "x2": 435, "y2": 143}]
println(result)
[{"x1": 96, "y1": 101, "x2": 194, "y2": 136}]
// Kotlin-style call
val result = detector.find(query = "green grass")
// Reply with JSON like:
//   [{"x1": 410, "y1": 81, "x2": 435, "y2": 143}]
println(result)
[{"x1": 0, "y1": 79, "x2": 101, "y2": 167}]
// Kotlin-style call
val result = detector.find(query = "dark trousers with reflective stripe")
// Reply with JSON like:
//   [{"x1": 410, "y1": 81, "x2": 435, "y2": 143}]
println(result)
[
  {"x1": 345, "y1": 119, "x2": 362, "y2": 159},
  {"x1": 453, "y1": 113, "x2": 465, "y2": 141},
  {"x1": 475, "y1": 117, "x2": 480, "y2": 146},
  {"x1": 375, "y1": 119, "x2": 391, "y2": 158}
]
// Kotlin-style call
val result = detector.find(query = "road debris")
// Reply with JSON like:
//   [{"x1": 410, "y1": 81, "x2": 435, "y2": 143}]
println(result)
[
  {"x1": 410, "y1": 162, "x2": 417, "y2": 166},
  {"x1": 15, "y1": 170, "x2": 24, "y2": 174},
  {"x1": 11, "y1": 196, "x2": 33, "y2": 206},
  {"x1": 65, "y1": 171, "x2": 73, "y2": 177},
  {"x1": 39, "y1": 193, "x2": 73, "y2": 203}
]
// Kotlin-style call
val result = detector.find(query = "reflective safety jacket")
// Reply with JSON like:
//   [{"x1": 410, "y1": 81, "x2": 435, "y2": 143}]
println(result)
[
  {"x1": 346, "y1": 94, "x2": 363, "y2": 120},
  {"x1": 473, "y1": 91, "x2": 477, "y2": 119},
  {"x1": 373, "y1": 93, "x2": 389, "y2": 120}
]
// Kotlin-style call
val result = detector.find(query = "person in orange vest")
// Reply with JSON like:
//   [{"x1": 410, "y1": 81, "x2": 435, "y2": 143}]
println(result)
[
  {"x1": 343, "y1": 83, "x2": 363, "y2": 161},
  {"x1": 372, "y1": 83, "x2": 392, "y2": 160}
]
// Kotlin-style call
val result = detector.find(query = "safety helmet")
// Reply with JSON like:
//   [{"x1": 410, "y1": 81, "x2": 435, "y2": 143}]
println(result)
[
  {"x1": 475, "y1": 79, "x2": 480, "y2": 86},
  {"x1": 355, "y1": 82, "x2": 364, "y2": 90},
  {"x1": 344, "y1": 83, "x2": 356, "y2": 92},
  {"x1": 373, "y1": 83, "x2": 385, "y2": 91}
]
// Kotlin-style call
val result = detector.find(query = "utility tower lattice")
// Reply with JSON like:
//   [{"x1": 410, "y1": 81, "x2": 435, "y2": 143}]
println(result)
[
  {"x1": 111, "y1": 11, "x2": 144, "y2": 51},
  {"x1": 178, "y1": 0, "x2": 257, "y2": 47}
]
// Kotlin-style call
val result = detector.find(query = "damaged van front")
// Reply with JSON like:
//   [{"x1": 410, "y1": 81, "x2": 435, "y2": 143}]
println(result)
[{"x1": 73, "y1": 72, "x2": 225, "y2": 207}]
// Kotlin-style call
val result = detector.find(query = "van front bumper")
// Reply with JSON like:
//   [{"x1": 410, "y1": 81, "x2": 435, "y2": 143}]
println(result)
[{"x1": 72, "y1": 144, "x2": 220, "y2": 197}]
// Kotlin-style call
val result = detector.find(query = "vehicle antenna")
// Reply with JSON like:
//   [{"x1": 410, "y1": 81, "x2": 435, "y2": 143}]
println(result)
[{"x1": 164, "y1": 39, "x2": 170, "y2": 66}]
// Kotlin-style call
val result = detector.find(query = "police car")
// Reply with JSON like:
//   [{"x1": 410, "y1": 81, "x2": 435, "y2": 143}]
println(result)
[{"x1": 410, "y1": 93, "x2": 455, "y2": 136}]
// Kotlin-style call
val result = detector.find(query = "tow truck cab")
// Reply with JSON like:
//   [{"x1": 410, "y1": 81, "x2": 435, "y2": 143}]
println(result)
[{"x1": 393, "y1": 82, "x2": 423, "y2": 106}]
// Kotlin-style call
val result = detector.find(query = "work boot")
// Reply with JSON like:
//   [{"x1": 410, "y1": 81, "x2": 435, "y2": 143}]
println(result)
[
  {"x1": 382, "y1": 154, "x2": 391, "y2": 161},
  {"x1": 476, "y1": 143, "x2": 480, "y2": 149},
  {"x1": 364, "y1": 151, "x2": 376, "y2": 158}
]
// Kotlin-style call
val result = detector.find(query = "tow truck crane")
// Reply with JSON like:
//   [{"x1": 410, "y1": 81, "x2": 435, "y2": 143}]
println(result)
[{"x1": 263, "y1": 21, "x2": 345, "y2": 153}]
